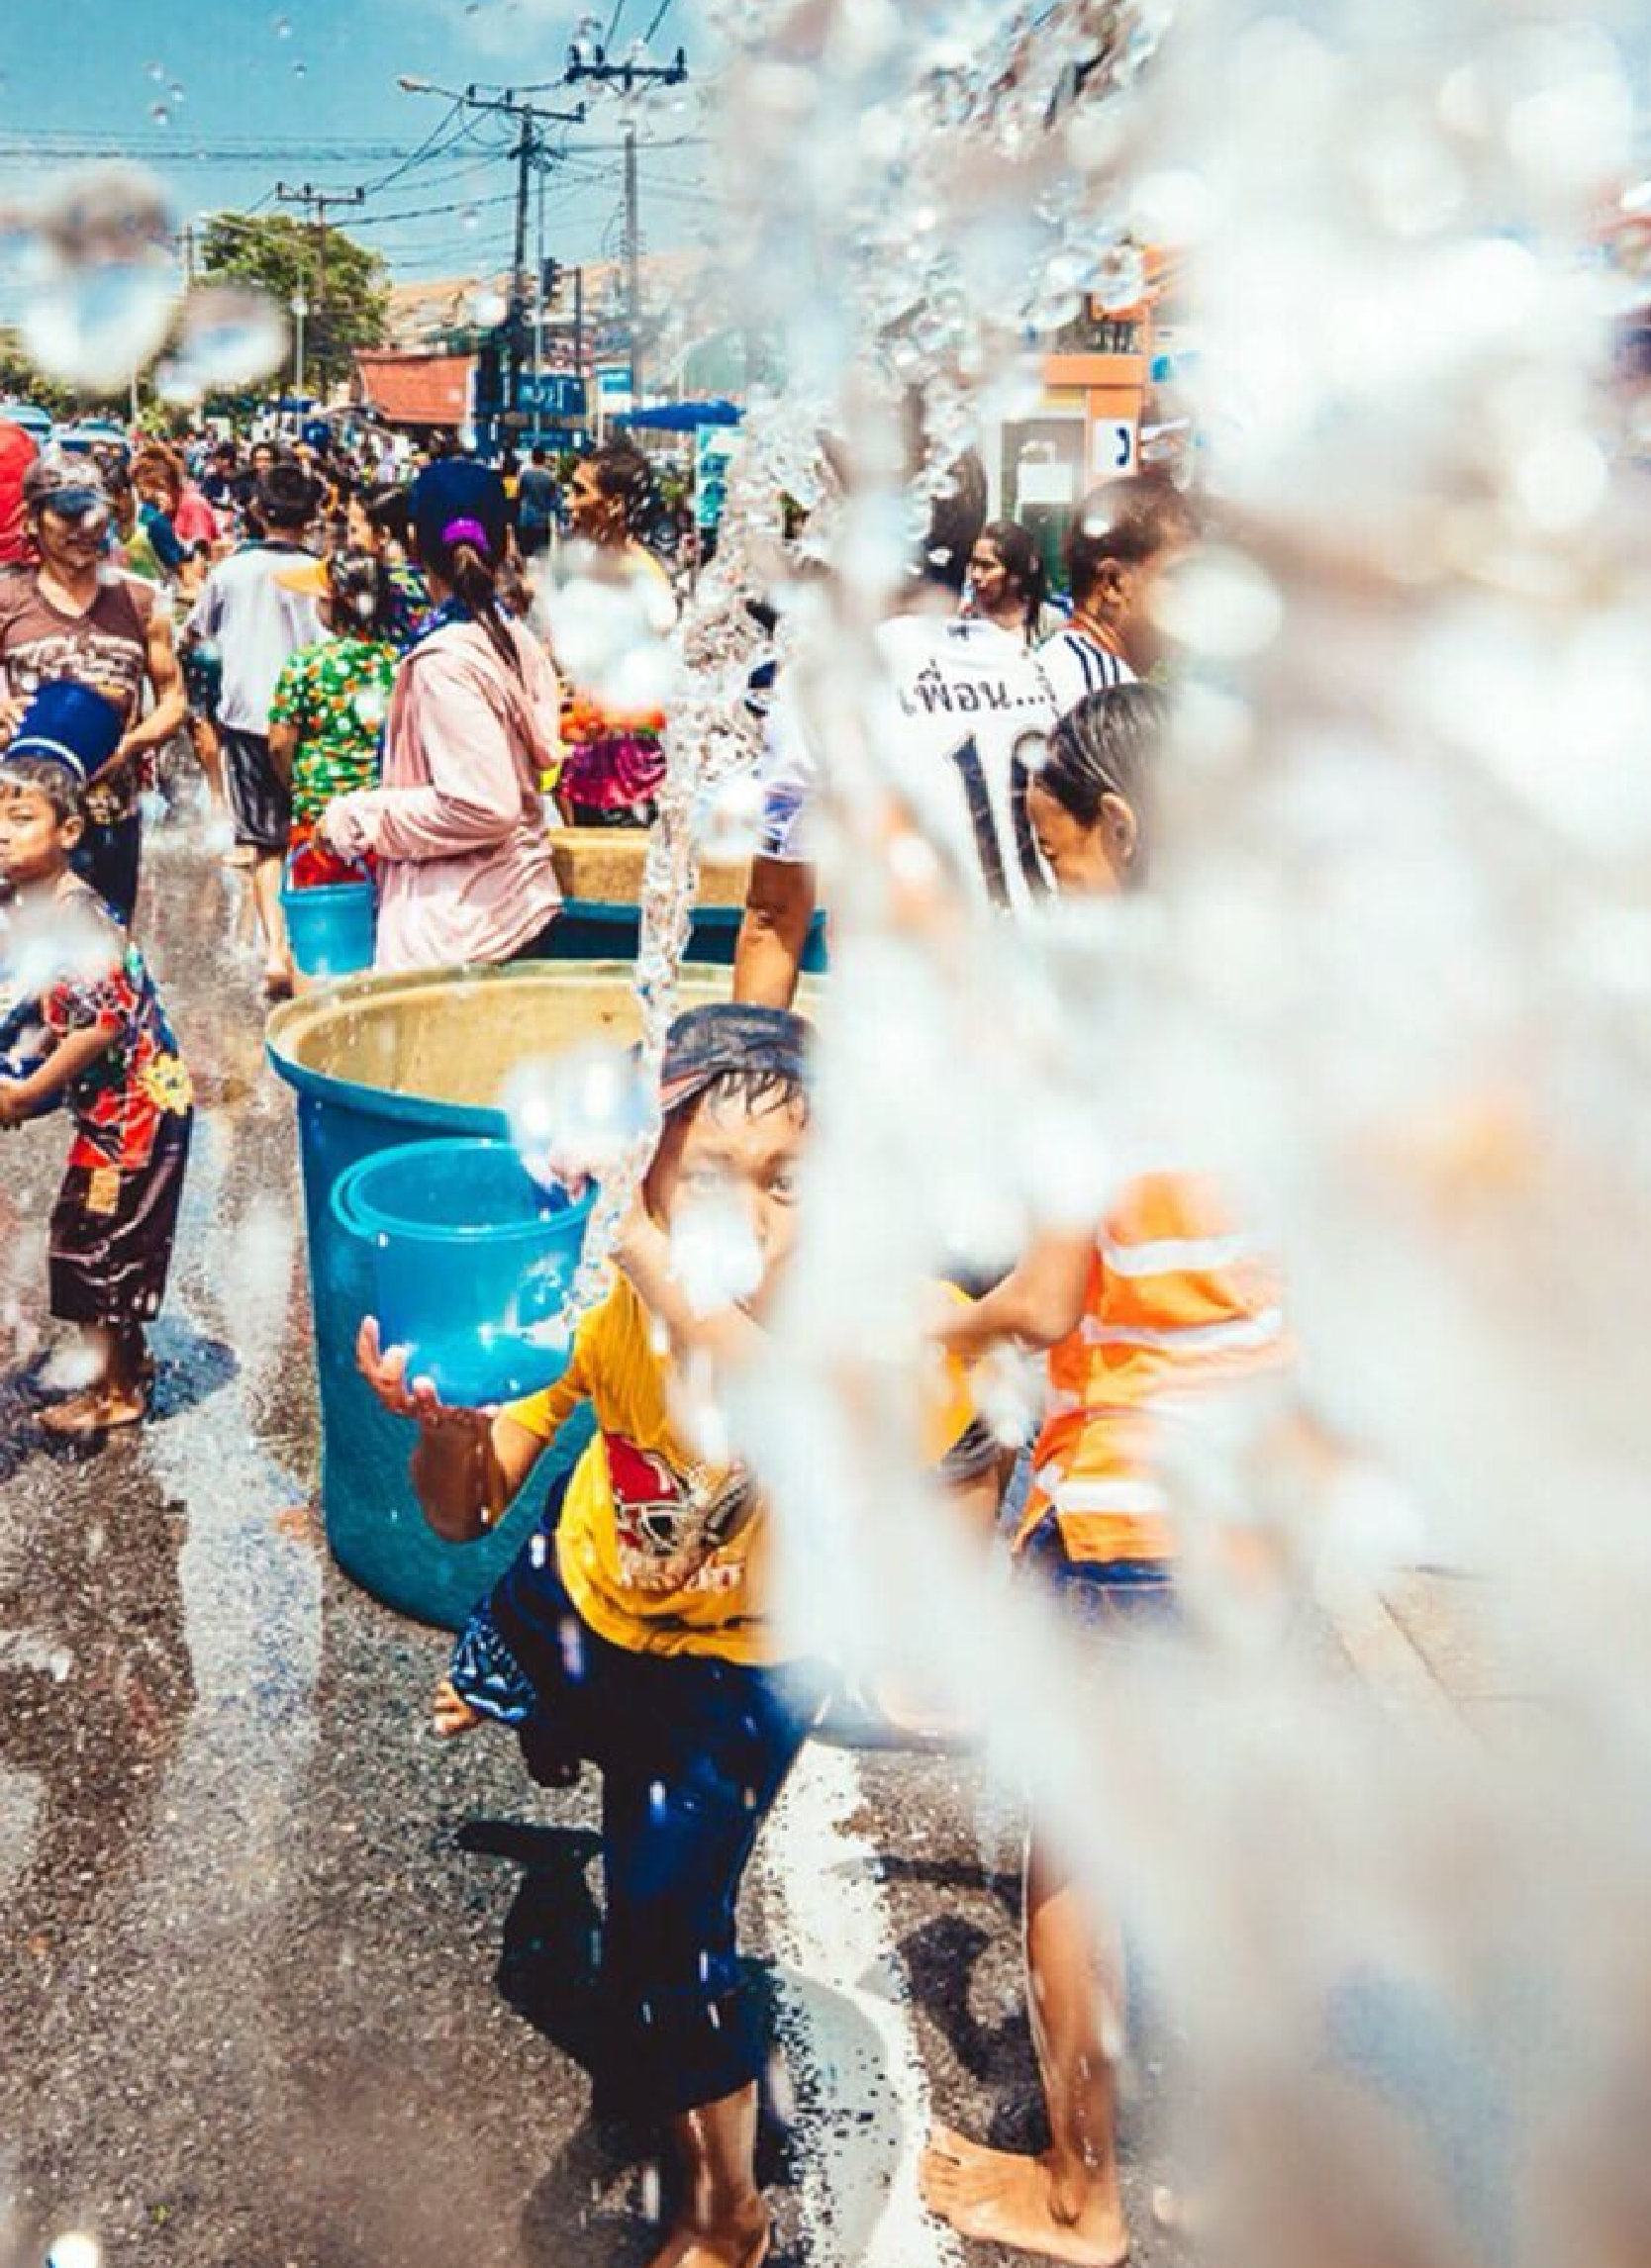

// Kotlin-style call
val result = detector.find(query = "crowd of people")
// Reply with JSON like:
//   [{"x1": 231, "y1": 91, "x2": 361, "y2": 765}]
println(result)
[{"x1": 0, "y1": 396, "x2": 1280, "y2": 2268}]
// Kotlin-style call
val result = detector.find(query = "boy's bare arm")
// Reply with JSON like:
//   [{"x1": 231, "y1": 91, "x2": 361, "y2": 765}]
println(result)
[
  {"x1": 732, "y1": 855, "x2": 815, "y2": 1010},
  {"x1": 0, "y1": 1019, "x2": 118, "y2": 1125},
  {"x1": 933, "y1": 1228, "x2": 1095, "y2": 1359},
  {"x1": 106, "y1": 610, "x2": 187, "y2": 774},
  {"x1": 355, "y1": 1316, "x2": 545, "y2": 1544}
]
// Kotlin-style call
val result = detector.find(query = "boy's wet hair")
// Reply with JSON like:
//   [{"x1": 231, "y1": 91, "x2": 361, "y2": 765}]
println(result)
[
  {"x1": 688, "y1": 1065, "x2": 811, "y2": 1127},
  {"x1": 659, "y1": 1005, "x2": 811, "y2": 1127},
  {"x1": 0, "y1": 757, "x2": 84, "y2": 825},
  {"x1": 1038, "y1": 681, "x2": 1168, "y2": 865}
]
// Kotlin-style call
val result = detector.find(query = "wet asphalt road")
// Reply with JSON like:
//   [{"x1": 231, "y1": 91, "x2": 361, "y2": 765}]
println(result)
[{"x1": 0, "y1": 796, "x2": 1186, "y2": 2268}]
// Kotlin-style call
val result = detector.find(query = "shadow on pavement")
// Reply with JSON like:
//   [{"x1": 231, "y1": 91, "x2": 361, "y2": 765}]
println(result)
[
  {"x1": 0, "y1": 1320, "x2": 237, "y2": 1479},
  {"x1": 462, "y1": 1814, "x2": 810, "y2": 2266}
]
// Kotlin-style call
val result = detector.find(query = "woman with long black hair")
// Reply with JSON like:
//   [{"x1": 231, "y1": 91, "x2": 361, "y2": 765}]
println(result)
[
  {"x1": 966, "y1": 518, "x2": 1051, "y2": 646},
  {"x1": 319, "y1": 461, "x2": 563, "y2": 972}
]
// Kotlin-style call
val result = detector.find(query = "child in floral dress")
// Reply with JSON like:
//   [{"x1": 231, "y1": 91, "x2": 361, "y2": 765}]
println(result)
[{"x1": 0, "y1": 685, "x2": 193, "y2": 1435}]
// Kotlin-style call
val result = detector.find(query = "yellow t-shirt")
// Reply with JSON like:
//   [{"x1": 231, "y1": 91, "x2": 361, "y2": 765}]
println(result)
[{"x1": 508, "y1": 1274, "x2": 982, "y2": 1666}]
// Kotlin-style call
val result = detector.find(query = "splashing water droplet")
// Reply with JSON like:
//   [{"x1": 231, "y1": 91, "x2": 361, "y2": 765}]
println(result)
[
  {"x1": 1092, "y1": 239, "x2": 1146, "y2": 312},
  {"x1": 469, "y1": 285, "x2": 509, "y2": 328},
  {"x1": 46, "y1": 2235, "x2": 100, "y2": 2268},
  {"x1": 292, "y1": 59, "x2": 308, "y2": 79},
  {"x1": 535, "y1": 549, "x2": 676, "y2": 709},
  {"x1": 692, "y1": 773, "x2": 764, "y2": 863},
  {"x1": 670, "y1": 1188, "x2": 764, "y2": 1318},
  {"x1": 146, "y1": 59, "x2": 165, "y2": 83},
  {"x1": 501, "y1": 1042, "x2": 654, "y2": 1187},
  {"x1": 165, "y1": 283, "x2": 289, "y2": 396},
  {"x1": 149, "y1": 103, "x2": 171, "y2": 127},
  {"x1": 1150, "y1": 546, "x2": 1286, "y2": 661},
  {"x1": 272, "y1": 11, "x2": 292, "y2": 36},
  {"x1": 461, "y1": 206, "x2": 481, "y2": 233},
  {"x1": 17, "y1": 164, "x2": 179, "y2": 390}
]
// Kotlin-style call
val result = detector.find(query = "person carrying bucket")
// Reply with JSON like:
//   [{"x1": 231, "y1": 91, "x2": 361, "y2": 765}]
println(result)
[
  {"x1": 357, "y1": 1003, "x2": 996, "y2": 2268},
  {"x1": 317, "y1": 461, "x2": 564, "y2": 973},
  {"x1": 265, "y1": 549, "x2": 399, "y2": 990}
]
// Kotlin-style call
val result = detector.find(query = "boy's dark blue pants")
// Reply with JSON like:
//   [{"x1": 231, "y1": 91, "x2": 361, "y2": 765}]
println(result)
[{"x1": 471, "y1": 1506, "x2": 824, "y2": 2121}]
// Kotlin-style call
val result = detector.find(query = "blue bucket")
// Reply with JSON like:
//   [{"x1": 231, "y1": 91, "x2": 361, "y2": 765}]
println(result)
[
  {"x1": 280, "y1": 853, "x2": 376, "y2": 979},
  {"x1": 332, "y1": 1137, "x2": 594, "y2": 1407}
]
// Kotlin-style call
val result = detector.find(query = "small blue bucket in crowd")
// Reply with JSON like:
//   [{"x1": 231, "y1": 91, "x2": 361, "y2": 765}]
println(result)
[
  {"x1": 281, "y1": 853, "x2": 376, "y2": 979},
  {"x1": 331, "y1": 1136, "x2": 595, "y2": 1407}
]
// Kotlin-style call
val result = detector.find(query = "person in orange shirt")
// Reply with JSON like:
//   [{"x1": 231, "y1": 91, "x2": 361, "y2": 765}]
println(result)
[
  {"x1": 920, "y1": 682, "x2": 1289, "y2": 2268},
  {"x1": 359, "y1": 1002, "x2": 992, "y2": 2268}
]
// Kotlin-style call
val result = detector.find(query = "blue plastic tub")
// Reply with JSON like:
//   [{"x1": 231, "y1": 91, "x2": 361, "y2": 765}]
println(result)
[
  {"x1": 265, "y1": 959, "x2": 746, "y2": 1628},
  {"x1": 280, "y1": 855, "x2": 376, "y2": 980},
  {"x1": 332, "y1": 1136, "x2": 593, "y2": 1406}
]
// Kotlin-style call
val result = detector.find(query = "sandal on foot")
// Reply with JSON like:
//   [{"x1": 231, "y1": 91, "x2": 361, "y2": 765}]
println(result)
[{"x1": 39, "y1": 1387, "x2": 145, "y2": 1438}]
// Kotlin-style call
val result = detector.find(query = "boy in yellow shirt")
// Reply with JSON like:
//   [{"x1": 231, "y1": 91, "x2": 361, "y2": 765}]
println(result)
[{"x1": 360, "y1": 1002, "x2": 993, "y2": 2268}]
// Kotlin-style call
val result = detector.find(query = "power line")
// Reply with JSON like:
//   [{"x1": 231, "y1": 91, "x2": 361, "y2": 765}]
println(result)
[
  {"x1": 357, "y1": 100, "x2": 467, "y2": 195},
  {"x1": 643, "y1": 0, "x2": 677, "y2": 41}
]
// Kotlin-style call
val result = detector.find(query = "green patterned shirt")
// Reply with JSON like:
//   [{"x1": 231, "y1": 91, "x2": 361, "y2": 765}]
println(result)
[{"x1": 269, "y1": 635, "x2": 398, "y2": 826}]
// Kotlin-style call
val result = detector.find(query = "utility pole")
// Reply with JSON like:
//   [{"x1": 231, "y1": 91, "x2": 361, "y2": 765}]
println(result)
[
  {"x1": 623, "y1": 122, "x2": 642, "y2": 408},
  {"x1": 534, "y1": 162, "x2": 546, "y2": 392},
  {"x1": 563, "y1": 42, "x2": 690, "y2": 416},
  {"x1": 397, "y1": 80, "x2": 584, "y2": 440},
  {"x1": 275, "y1": 181, "x2": 365, "y2": 391}
]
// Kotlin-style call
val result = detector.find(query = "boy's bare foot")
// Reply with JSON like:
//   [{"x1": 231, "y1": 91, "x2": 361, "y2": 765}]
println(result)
[
  {"x1": 644, "y1": 2203, "x2": 770, "y2": 2268},
  {"x1": 922, "y1": 2126, "x2": 1129, "y2": 2267},
  {"x1": 432, "y1": 1678, "x2": 484, "y2": 1739}
]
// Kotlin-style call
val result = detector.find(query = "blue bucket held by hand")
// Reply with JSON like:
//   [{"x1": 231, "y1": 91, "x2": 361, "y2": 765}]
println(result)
[
  {"x1": 331, "y1": 1136, "x2": 596, "y2": 1407},
  {"x1": 280, "y1": 849, "x2": 376, "y2": 979}
]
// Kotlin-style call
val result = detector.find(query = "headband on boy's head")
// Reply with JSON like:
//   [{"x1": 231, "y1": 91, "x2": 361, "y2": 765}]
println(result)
[
  {"x1": 3, "y1": 680, "x2": 124, "y2": 787},
  {"x1": 658, "y1": 1004, "x2": 812, "y2": 1117}
]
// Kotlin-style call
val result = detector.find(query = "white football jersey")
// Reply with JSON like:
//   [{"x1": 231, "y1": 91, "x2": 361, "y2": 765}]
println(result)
[
  {"x1": 1035, "y1": 621, "x2": 1136, "y2": 723},
  {"x1": 758, "y1": 614, "x2": 1059, "y2": 913}
]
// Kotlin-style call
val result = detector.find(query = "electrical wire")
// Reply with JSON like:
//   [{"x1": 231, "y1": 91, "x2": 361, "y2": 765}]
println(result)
[
  {"x1": 357, "y1": 98, "x2": 467, "y2": 194},
  {"x1": 642, "y1": 0, "x2": 676, "y2": 42}
]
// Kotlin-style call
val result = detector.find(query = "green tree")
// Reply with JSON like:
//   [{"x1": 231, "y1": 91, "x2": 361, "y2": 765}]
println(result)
[{"x1": 199, "y1": 212, "x2": 389, "y2": 395}]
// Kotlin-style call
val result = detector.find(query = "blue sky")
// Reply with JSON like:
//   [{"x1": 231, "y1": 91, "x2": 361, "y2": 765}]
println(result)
[{"x1": 0, "y1": 0, "x2": 712, "y2": 299}]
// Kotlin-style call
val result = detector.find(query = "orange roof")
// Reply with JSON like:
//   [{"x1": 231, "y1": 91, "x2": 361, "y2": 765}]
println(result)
[{"x1": 354, "y1": 351, "x2": 474, "y2": 428}]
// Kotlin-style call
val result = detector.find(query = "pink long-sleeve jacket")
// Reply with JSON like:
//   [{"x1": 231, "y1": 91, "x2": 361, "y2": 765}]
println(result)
[{"x1": 324, "y1": 614, "x2": 563, "y2": 973}]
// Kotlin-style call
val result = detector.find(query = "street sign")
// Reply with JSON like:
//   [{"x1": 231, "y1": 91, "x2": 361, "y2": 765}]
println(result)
[
  {"x1": 515, "y1": 373, "x2": 589, "y2": 420},
  {"x1": 695, "y1": 425, "x2": 735, "y2": 530}
]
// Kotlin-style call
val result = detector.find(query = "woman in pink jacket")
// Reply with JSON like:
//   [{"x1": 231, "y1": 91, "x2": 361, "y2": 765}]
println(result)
[{"x1": 321, "y1": 461, "x2": 563, "y2": 971}]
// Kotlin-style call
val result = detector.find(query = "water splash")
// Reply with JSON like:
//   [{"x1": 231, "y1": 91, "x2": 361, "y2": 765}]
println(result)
[{"x1": 12, "y1": 164, "x2": 179, "y2": 390}]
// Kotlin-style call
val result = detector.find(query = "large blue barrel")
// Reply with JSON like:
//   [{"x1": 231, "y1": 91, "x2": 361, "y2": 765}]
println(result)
[
  {"x1": 546, "y1": 897, "x2": 828, "y2": 971},
  {"x1": 265, "y1": 960, "x2": 734, "y2": 1628}
]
